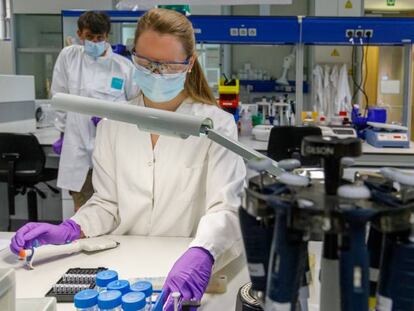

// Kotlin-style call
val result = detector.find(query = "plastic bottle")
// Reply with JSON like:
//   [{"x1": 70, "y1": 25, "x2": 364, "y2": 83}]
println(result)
[
  {"x1": 96, "y1": 270, "x2": 118, "y2": 292},
  {"x1": 130, "y1": 281, "x2": 153, "y2": 310},
  {"x1": 107, "y1": 279, "x2": 130, "y2": 295},
  {"x1": 122, "y1": 292, "x2": 146, "y2": 311},
  {"x1": 240, "y1": 109, "x2": 253, "y2": 137},
  {"x1": 97, "y1": 290, "x2": 122, "y2": 311},
  {"x1": 74, "y1": 289, "x2": 99, "y2": 311}
]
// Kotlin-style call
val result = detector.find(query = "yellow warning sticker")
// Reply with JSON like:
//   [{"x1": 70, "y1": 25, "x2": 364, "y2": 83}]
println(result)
[
  {"x1": 345, "y1": 0, "x2": 353, "y2": 9},
  {"x1": 331, "y1": 49, "x2": 340, "y2": 57}
]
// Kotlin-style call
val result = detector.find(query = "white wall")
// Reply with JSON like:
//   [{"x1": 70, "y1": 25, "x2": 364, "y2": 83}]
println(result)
[
  {"x1": 313, "y1": 0, "x2": 363, "y2": 16},
  {"x1": 313, "y1": 0, "x2": 338, "y2": 16},
  {"x1": 231, "y1": 0, "x2": 309, "y2": 80},
  {"x1": 0, "y1": 40, "x2": 13, "y2": 74},
  {"x1": 376, "y1": 46, "x2": 404, "y2": 123},
  {"x1": 365, "y1": 0, "x2": 414, "y2": 12},
  {"x1": 190, "y1": 5, "x2": 222, "y2": 15},
  {"x1": 311, "y1": 0, "x2": 363, "y2": 66},
  {"x1": 270, "y1": 0, "x2": 309, "y2": 15},
  {"x1": 12, "y1": 0, "x2": 113, "y2": 14},
  {"x1": 309, "y1": 0, "x2": 364, "y2": 110},
  {"x1": 338, "y1": 0, "x2": 363, "y2": 16}
]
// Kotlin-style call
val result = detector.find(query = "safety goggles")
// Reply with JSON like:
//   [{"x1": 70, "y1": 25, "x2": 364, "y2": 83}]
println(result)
[{"x1": 131, "y1": 48, "x2": 191, "y2": 75}]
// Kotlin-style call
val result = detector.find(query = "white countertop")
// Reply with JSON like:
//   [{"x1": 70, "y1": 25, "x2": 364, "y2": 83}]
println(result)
[
  {"x1": 361, "y1": 141, "x2": 414, "y2": 154},
  {"x1": 239, "y1": 135, "x2": 268, "y2": 151},
  {"x1": 0, "y1": 233, "x2": 249, "y2": 311},
  {"x1": 35, "y1": 127, "x2": 414, "y2": 155},
  {"x1": 32, "y1": 127, "x2": 60, "y2": 146},
  {"x1": 239, "y1": 134, "x2": 414, "y2": 155}
]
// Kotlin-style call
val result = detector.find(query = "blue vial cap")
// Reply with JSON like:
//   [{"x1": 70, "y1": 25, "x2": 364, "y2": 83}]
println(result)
[
  {"x1": 96, "y1": 270, "x2": 118, "y2": 287},
  {"x1": 130, "y1": 281, "x2": 153, "y2": 297},
  {"x1": 107, "y1": 279, "x2": 130, "y2": 295},
  {"x1": 122, "y1": 292, "x2": 146, "y2": 311},
  {"x1": 97, "y1": 290, "x2": 122, "y2": 309},
  {"x1": 74, "y1": 289, "x2": 99, "y2": 309}
]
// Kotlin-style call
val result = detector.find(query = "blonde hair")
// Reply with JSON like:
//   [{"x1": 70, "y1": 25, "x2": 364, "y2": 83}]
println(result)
[{"x1": 134, "y1": 8, "x2": 217, "y2": 105}]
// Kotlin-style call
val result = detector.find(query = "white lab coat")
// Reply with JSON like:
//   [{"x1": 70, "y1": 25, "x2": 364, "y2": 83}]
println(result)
[
  {"x1": 312, "y1": 65, "x2": 324, "y2": 115},
  {"x1": 323, "y1": 65, "x2": 331, "y2": 117},
  {"x1": 330, "y1": 65, "x2": 339, "y2": 120},
  {"x1": 71, "y1": 94, "x2": 247, "y2": 271},
  {"x1": 51, "y1": 44, "x2": 138, "y2": 192},
  {"x1": 335, "y1": 64, "x2": 352, "y2": 114},
  {"x1": 313, "y1": 64, "x2": 352, "y2": 119}
]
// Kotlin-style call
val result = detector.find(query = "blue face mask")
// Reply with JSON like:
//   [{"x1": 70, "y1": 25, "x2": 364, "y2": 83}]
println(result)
[
  {"x1": 133, "y1": 64, "x2": 187, "y2": 103},
  {"x1": 84, "y1": 40, "x2": 106, "y2": 58}
]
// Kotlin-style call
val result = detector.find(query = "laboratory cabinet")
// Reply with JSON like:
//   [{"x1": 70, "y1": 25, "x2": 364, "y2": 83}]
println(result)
[{"x1": 13, "y1": 14, "x2": 62, "y2": 99}]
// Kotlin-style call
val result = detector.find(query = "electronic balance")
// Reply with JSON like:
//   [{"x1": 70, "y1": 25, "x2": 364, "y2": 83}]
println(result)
[
  {"x1": 365, "y1": 122, "x2": 410, "y2": 148},
  {"x1": 319, "y1": 126, "x2": 357, "y2": 139}
]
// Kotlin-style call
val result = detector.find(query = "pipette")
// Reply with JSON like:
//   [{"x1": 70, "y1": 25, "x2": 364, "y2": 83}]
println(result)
[{"x1": 17, "y1": 237, "x2": 119, "y2": 269}]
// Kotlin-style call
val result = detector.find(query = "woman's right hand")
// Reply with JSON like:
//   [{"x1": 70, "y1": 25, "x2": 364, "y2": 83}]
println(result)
[{"x1": 10, "y1": 220, "x2": 81, "y2": 255}]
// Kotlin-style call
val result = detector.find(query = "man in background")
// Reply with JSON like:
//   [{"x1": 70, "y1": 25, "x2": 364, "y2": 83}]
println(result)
[{"x1": 52, "y1": 11, "x2": 138, "y2": 211}]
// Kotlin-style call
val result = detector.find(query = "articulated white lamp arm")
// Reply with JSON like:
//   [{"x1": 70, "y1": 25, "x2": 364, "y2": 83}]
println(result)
[{"x1": 51, "y1": 93, "x2": 282, "y2": 177}]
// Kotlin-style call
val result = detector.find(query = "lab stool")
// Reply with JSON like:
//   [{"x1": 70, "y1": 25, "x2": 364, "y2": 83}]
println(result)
[{"x1": 0, "y1": 133, "x2": 59, "y2": 230}]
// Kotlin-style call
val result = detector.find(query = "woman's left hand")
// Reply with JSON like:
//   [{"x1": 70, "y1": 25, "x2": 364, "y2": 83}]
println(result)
[{"x1": 163, "y1": 247, "x2": 214, "y2": 311}]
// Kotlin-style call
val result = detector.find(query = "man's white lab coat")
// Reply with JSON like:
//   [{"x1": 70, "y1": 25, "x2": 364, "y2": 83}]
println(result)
[{"x1": 51, "y1": 44, "x2": 138, "y2": 192}]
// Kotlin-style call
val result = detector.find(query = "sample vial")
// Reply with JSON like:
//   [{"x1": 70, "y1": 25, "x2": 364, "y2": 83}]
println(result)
[
  {"x1": 96, "y1": 270, "x2": 118, "y2": 292},
  {"x1": 130, "y1": 281, "x2": 153, "y2": 310},
  {"x1": 107, "y1": 279, "x2": 130, "y2": 295},
  {"x1": 97, "y1": 290, "x2": 122, "y2": 311},
  {"x1": 122, "y1": 292, "x2": 146, "y2": 311},
  {"x1": 74, "y1": 289, "x2": 99, "y2": 311}
]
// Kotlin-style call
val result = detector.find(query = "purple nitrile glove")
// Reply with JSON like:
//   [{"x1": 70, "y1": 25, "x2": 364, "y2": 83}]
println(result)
[
  {"x1": 163, "y1": 247, "x2": 214, "y2": 311},
  {"x1": 10, "y1": 219, "x2": 81, "y2": 255},
  {"x1": 52, "y1": 133, "x2": 64, "y2": 155},
  {"x1": 91, "y1": 116, "x2": 102, "y2": 127}
]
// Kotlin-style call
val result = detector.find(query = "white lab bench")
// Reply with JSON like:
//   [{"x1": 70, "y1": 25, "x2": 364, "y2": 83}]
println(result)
[
  {"x1": 0, "y1": 233, "x2": 250, "y2": 311},
  {"x1": 239, "y1": 135, "x2": 414, "y2": 168},
  {"x1": 34, "y1": 127, "x2": 60, "y2": 146},
  {"x1": 33, "y1": 127, "x2": 61, "y2": 168}
]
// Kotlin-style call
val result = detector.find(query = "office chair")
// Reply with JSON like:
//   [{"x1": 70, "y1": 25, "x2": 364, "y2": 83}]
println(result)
[
  {"x1": 0, "y1": 133, "x2": 59, "y2": 230},
  {"x1": 267, "y1": 126, "x2": 323, "y2": 166}
]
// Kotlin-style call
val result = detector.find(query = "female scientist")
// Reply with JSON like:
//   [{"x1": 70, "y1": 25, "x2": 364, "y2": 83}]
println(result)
[{"x1": 10, "y1": 8, "x2": 246, "y2": 309}]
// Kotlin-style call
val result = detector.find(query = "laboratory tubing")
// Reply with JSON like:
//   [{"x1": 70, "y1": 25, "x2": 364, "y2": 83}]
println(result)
[
  {"x1": 96, "y1": 270, "x2": 118, "y2": 292},
  {"x1": 74, "y1": 289, "x2": 99, "y2": 311},
  {"x1": 97, "y1": 290, "x2": 122, "y2": 311},
  {"x1": 107, "y1": 279, "x2": 130, "y2": 295},
  {"x1": 122, "y1": 292, "x2": 146, "y2": 311},
  {"x1": 130, "y1": 281, "x2": 153, "y2": 309}
]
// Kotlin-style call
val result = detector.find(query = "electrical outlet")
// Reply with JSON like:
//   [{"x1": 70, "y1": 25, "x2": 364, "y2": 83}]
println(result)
[
  {"x1": 364, "y1": 29, "x2": 374, "y2": 38},
  {"x1": 345, "y1": 29, "x2": 355, "y2": 38},
  {"x1": 355, "y1": 29, "x2": 364, "y2": 38}
]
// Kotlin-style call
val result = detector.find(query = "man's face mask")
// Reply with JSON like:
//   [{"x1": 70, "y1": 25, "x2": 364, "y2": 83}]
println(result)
[{"x1": 84, "y1": 40, "x2": 106, "y2": 58}]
